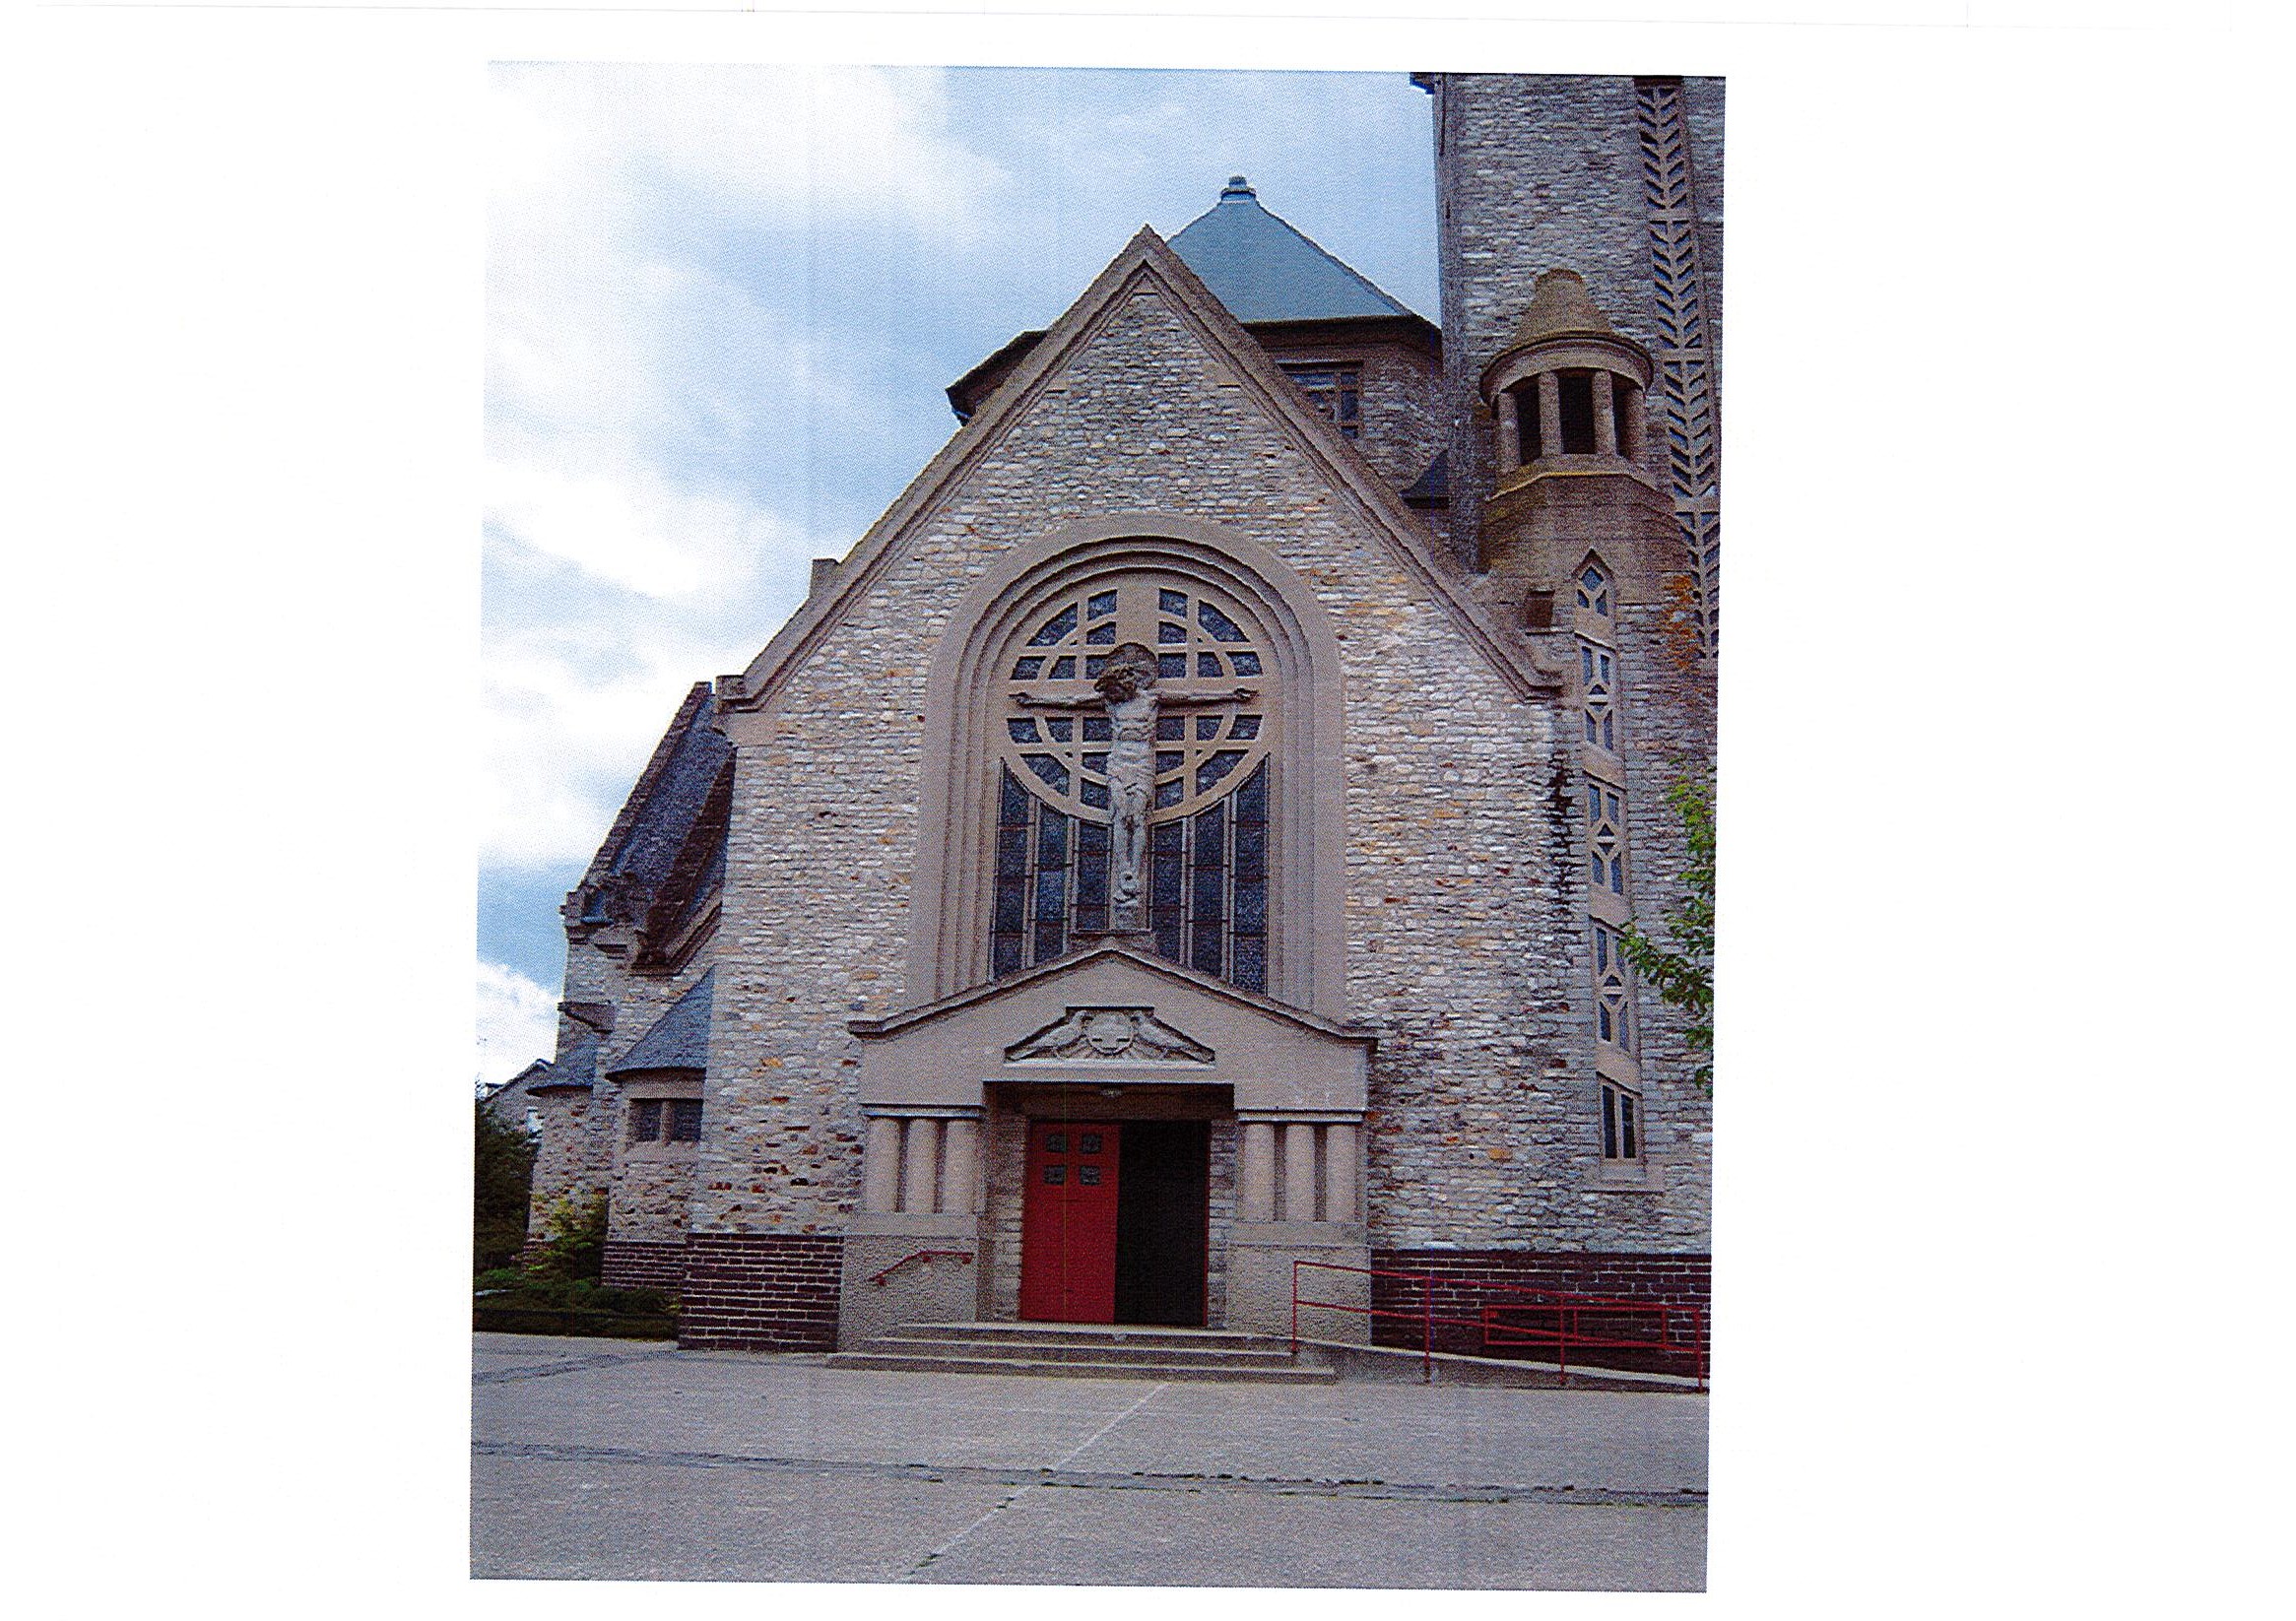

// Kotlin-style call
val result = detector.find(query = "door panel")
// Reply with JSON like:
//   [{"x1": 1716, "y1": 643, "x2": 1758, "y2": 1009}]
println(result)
[
  {"x1": 1114, "y1": 1120, "x2": 1210, "y2": 1327},
  {"x1": 1018, "y1": 1122, "x2": 1121, "y2": 1323}
]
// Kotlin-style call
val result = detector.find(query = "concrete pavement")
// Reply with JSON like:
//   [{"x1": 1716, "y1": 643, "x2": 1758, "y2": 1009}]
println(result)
[{"x1": 471, "y1": 1331, "x2": 1706, "y2": 1589}]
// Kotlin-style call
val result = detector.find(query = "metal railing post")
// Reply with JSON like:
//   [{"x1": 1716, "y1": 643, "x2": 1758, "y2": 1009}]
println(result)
[{"x1": 1421, "y1": 1272, "x2": 1433, "y2": 1384}]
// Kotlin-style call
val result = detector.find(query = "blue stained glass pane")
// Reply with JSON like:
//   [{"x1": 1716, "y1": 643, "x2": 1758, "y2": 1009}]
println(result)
[
  {"x1": 1591, "y1": 855, "x2": 1605, "y2": 881},
  {"x1": 1234, "y1": 762, "x2": 1267, "y2": 822},
  {"x1": 999, "y1": 768, "x2": 1031, "y2": 827},
  {"x1": 1036, "y1": 810, "x2": 1068, "y2": 874},
  {"x1": 1582, "y1": 646, "x2": 1594, "y2": 680},
  {"x1": 1197, "y1": 716, "x2": 1220, "y2": 740},
  {"x1": 997, "y1": 828, "x2": 1030, "y2": 875},
  {"x1": 1621, "y1": 1096, "x2": 1637, "y2": 1158},
  {"x1": 994, "y1": 876, "x2": 1027, "y2": 935},
  {"x1": 1610, "y1": 856, "x2": 1624, "y2": 890},
  {"x1": 1602, "y1": 714, "x2": 1614, "y2": 748},
  {"x1": 1159, "y1": 590, "x2": 1189, "y2": 616},
  {"x1": 1084, "y1": 622, "x2": 1116, "y2": 644},
  {"x1": 1082, "y1": 716, "x2": 1112, "y2": 743},
  {"x1": 1595, "y1": 930, "x2": 1609, "y2": 970},
  {"x1": 992, "y1": 933, "x2": 1022, "y2": 978},
  {"x1": 1599, "y1": 1005, "x2": 1613, "y2": 1041},
  {"x1": 1586, "y1": 716, "x2": 1600, "y2": 744},
  {"x1": 1155, "y1": 750, "x2": 1183, "y2": 774},
  {"x1": 1198, "y1": 653, "x2": 1222, "y2": 678},
  {"x1": 1033, "y1": 915, "x2": 1066, "y2": 966},
  {"x1": 1602, "y1": 1088, "x2": 1618, "y2": 1157},
  {"x1": 1194, "y1": 803, "x2": 1225, "y2": 861},
  {"x1": 1607, "y1": 791, "x2": 1621, "y2": 818},
  {"x1": 1197, "y1": 601, "x2": 1247, "y2": 642},
  {"x1": 1028, "y1": 605, "x2": 1077, "y2": 646},
  {"x1": 1009, "y1": 719, "x2": 1041, "y2": 744},
  {"x1": 1082, "y1": 752, "x2": 1108, "y2": 774},
  {"x1": 1587, "y1": 784, "x2": 1601, "y2": 821},
  {"x1": 1084, "y1": 655, "x2": 1108, "y2": 678},
  {"x1": 1087, "y1": 590, "x2": 1117, "y2": 618},
  {"x1": 1233, "y1": 824, "x2": 1266, "y2": 881},
  {"x1": 1025, "y1": 754, "x2": 1070, "y2": 793},
  {"x1": 1234, "y1": 878, "x2": 1266, "y2": 932},
  {"x1": 1229, "y1": 652, "x2": 1261, "y2": 677},
  {"x1": 1047, "y1": 717, "x2": 1073, "y2": 742},
  {"x1": 1197, "y1": 750, "x2": 1243, "y2": 792},
  {"x1": 1051, "y1": 657, "x2": 1076, "y2": 680},
  {"x1": 1229, "y1": 713, "x2": 1262, "y2": 743},
  {"x1": 1014, "y1": 657, "x2": 1045, "y2": 681},
  {"x1": 1191, "y1": 922, "x2": 1223, "y2": 978},
  {"x1": 1077, "y1": 821, "x2": 1109, "y2": 907},
  {"x1": 1157, "y1": 653, "x2": 1187, "y2": 680},
  {"x1": 1081, "y1": 779, "x2": 1109, "y2": 810},
  {"x1": 1155, "y1": 715, "x2": 1184, "y2": 741},
  {"x1": 1231, "y1": 937, "x2": 1267, "y2": 993},
  {"x1": 1152, "y1": 822, "x2": 1185, "y2": 854},
  {"x1": 1157, "y1": 621, "x2": 1186, "y2": 643}
]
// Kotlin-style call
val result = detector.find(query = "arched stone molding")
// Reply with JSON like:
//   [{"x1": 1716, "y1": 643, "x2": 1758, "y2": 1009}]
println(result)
[{"x1": 908, "y1": 515, "x2": 1348, "y2": 1020}]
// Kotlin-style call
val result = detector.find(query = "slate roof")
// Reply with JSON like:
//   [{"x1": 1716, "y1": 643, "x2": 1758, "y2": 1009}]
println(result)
[
  {"x1": 607, "y1": 969, "x2": 715, "y2": 1075},
  {"x1": 1166, "y1": 176, "x2": 1418, "y2": 324},
  {"x1": 570, "y1": 682, "x2": 733, "y2": 929},
  {"x1": 527, "y1": 1027, "x2": 598, "y2": 1093}
]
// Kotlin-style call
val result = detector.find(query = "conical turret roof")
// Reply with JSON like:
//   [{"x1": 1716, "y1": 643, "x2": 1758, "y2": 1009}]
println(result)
[{"x1": 1503, "y1": 268, "x2": 1622, "y2": 348}]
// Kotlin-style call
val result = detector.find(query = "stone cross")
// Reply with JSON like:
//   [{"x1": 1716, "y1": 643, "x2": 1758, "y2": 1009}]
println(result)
[{"x1": 1018, "y1": 641, "x2": 1254, "y2": 934}]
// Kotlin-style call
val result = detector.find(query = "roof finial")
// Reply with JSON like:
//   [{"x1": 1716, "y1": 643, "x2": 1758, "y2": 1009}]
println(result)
[{"x1": 1221, "y1": 174, "x2": 1254, "y2": 200}]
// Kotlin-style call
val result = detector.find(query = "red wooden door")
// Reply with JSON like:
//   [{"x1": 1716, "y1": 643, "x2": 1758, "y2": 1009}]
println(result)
[{"x1": 1018, "y1": 1122, "x2": 1121, "y2": 1323}]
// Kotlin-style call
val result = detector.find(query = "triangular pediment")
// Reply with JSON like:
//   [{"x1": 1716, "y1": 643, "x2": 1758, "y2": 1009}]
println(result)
[
  {"x1": 718, "y1": 227, "x2": 1553, "y2": 717},
  {"x1": 848, "y1": 946, "x2": 1373, "y2": 1116}
]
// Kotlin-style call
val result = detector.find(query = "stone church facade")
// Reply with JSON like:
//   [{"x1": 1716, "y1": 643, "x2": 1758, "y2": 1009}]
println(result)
[{"x1": 496, "y1": 74, "x2": 1722, "y2": 1360}]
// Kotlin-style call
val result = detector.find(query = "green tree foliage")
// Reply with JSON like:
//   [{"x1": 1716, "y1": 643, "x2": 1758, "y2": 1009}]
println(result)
[
  {"x1": 529, "y1": 1190, "x2": 611, "y2": 1284},
  {"x1": 1619, "y1": 773, "x2": 1714, "y2": 1089},
  {"x1": 473, "y1": 1100, "x2": 539, "y2": 1274}
]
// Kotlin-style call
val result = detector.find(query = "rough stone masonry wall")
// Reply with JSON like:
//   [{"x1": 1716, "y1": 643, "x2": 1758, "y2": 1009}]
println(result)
[{"x1": 696, "y1": 281, "x2": 1701, "y2": 1265}]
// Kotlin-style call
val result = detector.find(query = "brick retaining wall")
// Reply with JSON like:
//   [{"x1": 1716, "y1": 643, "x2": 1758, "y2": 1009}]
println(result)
[
  {"x1": 1370, "y1": 1248, "x2": 1709, "y2": 1375},
  {"x1": 601, "y1": 1238, "x2": 689, "y2": 1294},
  {"x1": 677, "y1": 1233, "x2": 844, "y2": 1351}
]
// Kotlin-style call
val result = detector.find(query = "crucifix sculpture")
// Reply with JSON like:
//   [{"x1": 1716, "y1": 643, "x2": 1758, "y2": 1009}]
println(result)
[{"x1": 1017, "y1": 642, "x2": 1255, "y2": 935}]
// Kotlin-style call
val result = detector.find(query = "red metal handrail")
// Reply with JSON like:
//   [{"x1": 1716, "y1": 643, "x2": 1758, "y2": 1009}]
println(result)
[
  {"x1": 1290, "y1": 1259, "x2": 1705, "y2": 1390},
  {"x1": 867, "y1": 1250, "x2": 975, "y2": 1287}
]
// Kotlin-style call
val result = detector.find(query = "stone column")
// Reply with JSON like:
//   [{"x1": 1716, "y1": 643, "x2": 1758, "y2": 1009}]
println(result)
[
  {"x1": 1593, "y1": 369, "x2": 1618, "y2": 456},
  {"x1": 1239, "y1": 1121, "x2": 1277, "y2": 1222},
  {"x1": 1280, "y1": 1123, "x2": 1317, "y2": 1223},
  {"x1": 899, "y1": 1116, "x2": 941, "y2": 1214},
  {"x1": 941, "y1": 1117, "x2": 980, "y2": 1216},
  {"x1": 1621, "y1": 383, "x2": 1646, "y2": 464},
  {"x1": 1494, "y1": 385, "x2": 1521, "y2": 470},
  {"x1": 1537, "y1": 371, "x2": 1563, "y2": 460},
  {"x1": 861, "y1": 1115, "x2": 903, "y2": 1214},
  {"x1": 1323, "y1": 1122, "x2": 1358, "y2": 1223}
]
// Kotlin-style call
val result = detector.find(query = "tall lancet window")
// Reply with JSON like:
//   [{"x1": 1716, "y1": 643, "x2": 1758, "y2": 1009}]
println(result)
[{"x1": 989, "y1": 576, "x2": 1274, "y2": 991}]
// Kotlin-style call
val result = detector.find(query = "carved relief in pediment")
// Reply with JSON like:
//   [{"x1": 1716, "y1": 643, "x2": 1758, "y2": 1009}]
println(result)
[{"x1": 1004, "y1": 1006, "x2": 1214, "y2": 1064}]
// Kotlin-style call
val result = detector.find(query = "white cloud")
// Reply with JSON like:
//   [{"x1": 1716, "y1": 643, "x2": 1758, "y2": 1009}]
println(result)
[
  {"x1": 477, "y1": 960, "x2": 558, "y2": 1088},
  {"x1": 486, "y1": 453, "x2": 798, "y2": 600}
]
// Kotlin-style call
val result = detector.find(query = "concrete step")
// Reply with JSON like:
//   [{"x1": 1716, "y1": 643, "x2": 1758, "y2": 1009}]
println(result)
[
  {"x1": 823, "y1": 1350, "x2": 1336, "y2": 1384},
  {"x1": 859, "y1": 1334, "x2": 1301, "y2": 1370},
  {"x1": 891, "y1": 1321, "x2": 1279, "y2": 1355}
]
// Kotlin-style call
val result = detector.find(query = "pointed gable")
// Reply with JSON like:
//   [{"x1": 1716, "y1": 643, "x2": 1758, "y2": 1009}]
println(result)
[{"x1": 722, "y1": 226, "x2": 1552, "y2": 719}]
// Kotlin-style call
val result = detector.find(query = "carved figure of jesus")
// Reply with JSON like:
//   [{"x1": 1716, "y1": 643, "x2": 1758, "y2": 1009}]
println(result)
[{"x1": 1018, "y1": 641, "x2": 1254, "y2": 933}]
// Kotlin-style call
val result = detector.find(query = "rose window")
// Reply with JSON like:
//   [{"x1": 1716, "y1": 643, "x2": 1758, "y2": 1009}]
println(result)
[{"x1": 995, "y1": 575, "x2": 1272, "y2": 819}]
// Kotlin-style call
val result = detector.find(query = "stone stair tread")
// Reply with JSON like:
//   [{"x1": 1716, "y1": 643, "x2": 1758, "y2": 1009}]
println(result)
[
  {"x1": 823, "y1": 1351, "x2": 1335, "y2": 1383},
  {"x1": 863, "y1": 1335, "x2": 1298, "y2": 1367}
]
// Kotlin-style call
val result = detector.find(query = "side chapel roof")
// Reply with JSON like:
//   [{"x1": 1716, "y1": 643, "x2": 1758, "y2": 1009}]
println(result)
[
  {"x1": 565, "y1": 681, "x2": 733, "y2": 934},
  {"x1": 606, "y1": 969, "x2": 716, "y2": 1075}
]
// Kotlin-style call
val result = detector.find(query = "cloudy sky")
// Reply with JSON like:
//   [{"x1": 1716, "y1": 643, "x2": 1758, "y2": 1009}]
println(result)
[{"x1": 479, "y1": 65, "x2": 1441, "y2": 1084}]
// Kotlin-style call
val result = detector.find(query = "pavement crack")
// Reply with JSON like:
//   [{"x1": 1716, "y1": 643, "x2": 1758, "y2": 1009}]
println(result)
[{"x1": 472, "y1": 1438, "x2": 1706, "y2": 1509}]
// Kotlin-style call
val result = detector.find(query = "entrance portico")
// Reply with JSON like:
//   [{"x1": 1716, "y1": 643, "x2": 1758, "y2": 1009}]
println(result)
[{"x1": 839, "y1": 944, "x2": 1376, "y2": 1348}]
